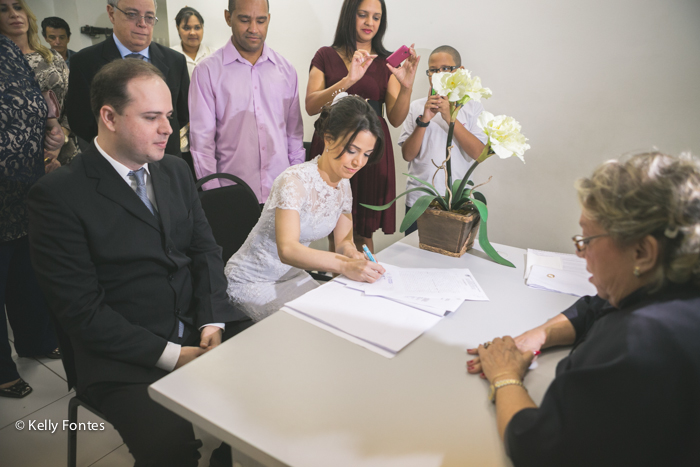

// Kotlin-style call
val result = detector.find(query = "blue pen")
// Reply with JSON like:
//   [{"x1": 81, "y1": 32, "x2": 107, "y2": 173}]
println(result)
[{"x1": 362, "y1": 244, "x2": 377, "y2": 263}]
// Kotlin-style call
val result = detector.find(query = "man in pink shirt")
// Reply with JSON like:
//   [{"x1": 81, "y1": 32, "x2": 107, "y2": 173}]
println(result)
[{"x1": 189, "y1": 0, "x2": 305, "y2": 203}]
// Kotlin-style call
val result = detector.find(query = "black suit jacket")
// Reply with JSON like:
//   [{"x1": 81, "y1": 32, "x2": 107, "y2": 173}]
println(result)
[
  {"x1": 65, "y1": 35, "x2": 189, "y2": 157},
  {"x1": 27, "y1": 146, "x2": 245, "y2": 393}
]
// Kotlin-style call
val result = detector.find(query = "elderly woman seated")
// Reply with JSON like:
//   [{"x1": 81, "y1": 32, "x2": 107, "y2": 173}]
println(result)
[{"x1": 466, "y1": 152, "x2": 700, "y2": 466}]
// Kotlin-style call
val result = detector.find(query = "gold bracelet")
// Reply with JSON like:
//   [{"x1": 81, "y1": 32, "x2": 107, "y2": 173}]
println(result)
[{"x1": 488, "y1": 379, "x2": 525, "y2": 403}]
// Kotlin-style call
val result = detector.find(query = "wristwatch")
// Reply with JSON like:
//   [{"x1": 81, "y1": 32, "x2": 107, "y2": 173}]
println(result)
[
  {"x1": 415, "y1": 115, "x2": 430, "y2": 128},
  {"x1": 488, "y1": 379, "x2": 524, "y2": 403}
]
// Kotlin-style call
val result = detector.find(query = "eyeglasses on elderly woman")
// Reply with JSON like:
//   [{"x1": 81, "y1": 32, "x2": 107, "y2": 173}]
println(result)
[{"x1": 571, "y1": 233, "x2": 610, "y2": 252}]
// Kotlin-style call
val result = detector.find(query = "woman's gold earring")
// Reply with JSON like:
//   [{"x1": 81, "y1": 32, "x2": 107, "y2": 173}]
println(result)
[{"x1": 633, "y1": 266, "x2": 641, "y2": 277}]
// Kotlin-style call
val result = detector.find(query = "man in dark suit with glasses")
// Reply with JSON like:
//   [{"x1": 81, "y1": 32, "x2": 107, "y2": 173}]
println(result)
[{"x1": 66, "y1": 0, "x2": 189, "y2": 157}]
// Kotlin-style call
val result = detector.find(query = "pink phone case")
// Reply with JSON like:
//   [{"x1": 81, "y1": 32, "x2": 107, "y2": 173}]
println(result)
[{"x1": 387, "y1": 45, "x2": 410, "y2": 68}]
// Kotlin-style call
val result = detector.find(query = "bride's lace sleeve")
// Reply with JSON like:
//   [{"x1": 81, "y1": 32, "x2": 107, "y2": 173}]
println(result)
[
  {"x1": 341, "y1": 180, "x2": 352, "y2": 214},
  {"x1": 266, "y1": 171, "x2": 307, "y2": 212}
]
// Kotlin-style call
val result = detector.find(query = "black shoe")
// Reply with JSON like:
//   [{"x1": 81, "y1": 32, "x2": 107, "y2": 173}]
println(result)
[
  {"x1": 0, "y1": 379, "x2": 33, "y2": 398},
  {"x1": 44, "y1": 347, "x2": 62, "y2": 359}
]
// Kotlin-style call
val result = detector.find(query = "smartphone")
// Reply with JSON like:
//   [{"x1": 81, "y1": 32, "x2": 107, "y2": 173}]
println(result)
[{"x1": 386, "y1": 45, "x2": 410, "y2": 68}]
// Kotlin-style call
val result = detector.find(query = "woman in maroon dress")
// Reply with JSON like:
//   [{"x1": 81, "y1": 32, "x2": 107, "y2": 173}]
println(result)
[{"x1": 305, "y1": 0, "x2": 419, "y2": 253}]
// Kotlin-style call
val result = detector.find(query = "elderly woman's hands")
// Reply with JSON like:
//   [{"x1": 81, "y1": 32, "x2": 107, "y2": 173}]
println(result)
[
  {"x1": 467, "y1": 336, "x2": 535, "y2": 383},
  {"x1": 513, "y1": 327, "x2": 548, "y2": 354}
]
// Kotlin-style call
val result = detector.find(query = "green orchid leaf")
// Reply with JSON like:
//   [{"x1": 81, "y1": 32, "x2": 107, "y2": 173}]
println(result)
[
  {"x1": 452, "y1": 162, "x2": 480, "y2": 208},
  {"x1": 446, "y1": 122, "x2": 456, "y2": 189},
  {"x1": 451, "y1": 179, "x2": 462, "y2": 198},
  {"x1": 473, "y1": 191, "x2": 487, "y2": 206},
  {"x1": 472, "y1": 199, "x2": 515, "y2": 268},
  {"x1": 400, "y1": 195, "x2": 435, "y2": 232},
  {"x1": 405, "y1": 174, "x2": 441, "y2": 198},
  {"x1": 360, "y1": 187, "x2": 437, "y2": 211},
  {"x1": 452, "y1": 176, "x2": 472, "y2": 209}
]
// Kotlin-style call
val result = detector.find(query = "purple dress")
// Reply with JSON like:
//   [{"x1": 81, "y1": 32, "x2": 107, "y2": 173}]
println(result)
[{"x1": 309, "y1": 46, "x2": 396, "y2": 237}]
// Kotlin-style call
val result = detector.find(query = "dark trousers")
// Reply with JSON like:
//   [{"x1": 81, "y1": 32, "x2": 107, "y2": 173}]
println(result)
[
  {"x1": 0, "y1": 236, "x2": 58, "y2": 384},
  {"x1": 84, "y1": 382, "x2": 202, "y2": 467},
  {"x1": 82, "y1": 318, "x2": 253, "y2": 467},
  {"x1": 404, "y1": 205, "x2": 419, "y2": 236}
]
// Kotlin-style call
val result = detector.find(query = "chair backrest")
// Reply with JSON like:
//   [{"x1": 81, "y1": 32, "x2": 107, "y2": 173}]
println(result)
[{"x1": 195, "y1": 173, "x2": 262, "y2": 263}]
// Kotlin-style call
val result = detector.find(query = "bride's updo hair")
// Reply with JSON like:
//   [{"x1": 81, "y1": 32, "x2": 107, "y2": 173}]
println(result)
[{"x1": 314, "y1": 95, "x2": 384, "y2": 165}]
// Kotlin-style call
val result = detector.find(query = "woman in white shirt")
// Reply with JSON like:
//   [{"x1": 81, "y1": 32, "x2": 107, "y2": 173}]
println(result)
[
  {"x1": 171, "y1": 7, "x2": 212, "y2": 156},
  {"x1": 170, "y1": 7, "x2": 212, "y2": 78}
]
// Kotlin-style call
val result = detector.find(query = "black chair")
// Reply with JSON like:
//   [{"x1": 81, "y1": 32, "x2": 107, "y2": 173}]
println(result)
[
  {"x1": 48, "y1": 310, "x2": 109, "y2": 467},
  {"x1": 195, "y1": 173, "x2": 262, "y2": 263},
  {"x1": 303, "y1": 141, "x2": 311, "y2": 161},
  {"x1": 67, "y1": 395, "x2": 108, "y2": 467}
]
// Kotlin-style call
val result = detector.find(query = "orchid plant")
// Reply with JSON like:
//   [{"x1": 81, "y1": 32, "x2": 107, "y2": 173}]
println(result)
[{"x1": 362, "y1": 69, "x2": 530, "y2": 267}]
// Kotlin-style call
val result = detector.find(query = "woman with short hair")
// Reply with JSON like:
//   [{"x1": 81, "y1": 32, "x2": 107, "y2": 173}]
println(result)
[{"x1": 467, "y1": 152, "x2": 700, "y2": 466}]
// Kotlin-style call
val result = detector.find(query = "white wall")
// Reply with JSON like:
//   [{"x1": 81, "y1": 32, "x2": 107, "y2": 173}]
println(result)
[
  {"x1": 165, "y1": 0, "x2": 700, "y2": 254},
  {"x1": 31, "y1": 0, "x2": 700, "y2": 254}
]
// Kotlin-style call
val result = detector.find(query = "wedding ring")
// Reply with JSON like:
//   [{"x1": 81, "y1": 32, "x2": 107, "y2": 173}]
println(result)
[{"x1": 483, "y1": 341, "x2": 492, "y2": 349}]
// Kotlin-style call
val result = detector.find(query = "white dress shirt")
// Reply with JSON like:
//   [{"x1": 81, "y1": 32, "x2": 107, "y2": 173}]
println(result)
[{"x1": 170, "y1": 43, "x2": 213, "y2": 78}]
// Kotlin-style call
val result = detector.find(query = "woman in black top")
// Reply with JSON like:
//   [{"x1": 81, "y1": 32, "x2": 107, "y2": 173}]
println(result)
[{"x1": 467, "y1": 152, "x2": 700, "y2": 466}]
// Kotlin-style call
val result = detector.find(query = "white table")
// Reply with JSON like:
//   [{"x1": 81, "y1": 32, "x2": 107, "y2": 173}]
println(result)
[{"x1": 149, "y1": 236, "x2": 578, "y2": 467}]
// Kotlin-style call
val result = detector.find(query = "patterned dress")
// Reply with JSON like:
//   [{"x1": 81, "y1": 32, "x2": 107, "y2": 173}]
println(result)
[
  {"x1": 24, "y1": 49, "x2": 77, "y2": 165},
  {"x1": 225, "y1": 157, "x2": 352, "y2": 321},
  {"x1": 309, "y1": 46, "x2": 396, "y2": 238},
  {"x1": 0, "y1": 36, "x2": 48, "y2": 242}
]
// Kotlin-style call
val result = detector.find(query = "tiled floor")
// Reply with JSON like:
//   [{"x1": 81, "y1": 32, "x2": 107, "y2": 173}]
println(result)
[{"x1": 0, "y1": 319, "x2": 224, "y2": 467}]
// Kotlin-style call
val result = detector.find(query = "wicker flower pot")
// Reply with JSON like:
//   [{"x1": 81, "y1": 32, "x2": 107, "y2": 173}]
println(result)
[{"x1": 416, "y1": 207, "x2": 481, "y2": 258}]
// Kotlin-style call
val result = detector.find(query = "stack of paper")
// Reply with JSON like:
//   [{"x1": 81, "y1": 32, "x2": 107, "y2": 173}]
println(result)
[
  {"x1": 283, "y1": 263, "x2": 489, "y2": 357},
  {"x1": 283, "y1": 282, "x2": 441, "y2": 358},
  {"x1": 525, "y1": 249, "x2": 596, "y2": 297},
  {"x1": 335, "y1": 263, "x2": 488, "y2": 316}
]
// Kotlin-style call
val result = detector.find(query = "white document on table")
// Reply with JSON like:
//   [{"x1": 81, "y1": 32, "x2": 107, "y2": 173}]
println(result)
[
  {"x1": 526, "y1": 264, "x2": 597, "y2": 297},
  {"x1": 524, "y1": 248, "x2": 596, "y2": 297},
  {"x1": 525, "y1": 249, "x2": 586, "y2": 280},
  {"x1": 337, "y1": 263, "x2": 489, "y2": 302},
  {"x1": 379, "y1": 295, "x2": 463, "y2": 317},
  {"x1": 284, "y1": 281, "x2": 441, "y2": 358}
]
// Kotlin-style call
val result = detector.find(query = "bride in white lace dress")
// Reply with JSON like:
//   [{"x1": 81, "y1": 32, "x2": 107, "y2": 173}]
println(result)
[{"x1": 225, "y1": 96, "x2": 387, "y2": 321}]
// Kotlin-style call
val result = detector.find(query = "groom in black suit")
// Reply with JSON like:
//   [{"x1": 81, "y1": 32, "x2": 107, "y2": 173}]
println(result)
[
  {"x1": 66, "y1": 0, "x2": 189, "y2": 157},
  {"x1": 28, "y1": 59, "x2": 249, "y2": 466}
]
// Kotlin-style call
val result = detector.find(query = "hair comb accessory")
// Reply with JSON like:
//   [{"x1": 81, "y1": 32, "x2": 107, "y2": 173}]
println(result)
[
  {"x1": 664, "y1": 225, "x2": 679, "y2": 239},
  {"x1": 331, "y1": 91, "x2": 349, "y2": 106}
]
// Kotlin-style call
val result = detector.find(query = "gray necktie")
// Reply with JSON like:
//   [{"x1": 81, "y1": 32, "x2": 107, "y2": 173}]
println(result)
[
  {"x1": 127, "y1": 168, "x2": 156, "y2": 216},
  {"x1": 125, "y1": 53, "x2": 144, "y2": 60},
  {"x1": 128, "y1": 168, "x2": 182, "y2": 336}
]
